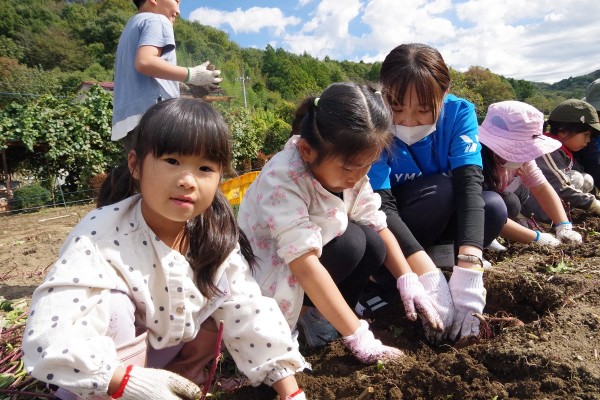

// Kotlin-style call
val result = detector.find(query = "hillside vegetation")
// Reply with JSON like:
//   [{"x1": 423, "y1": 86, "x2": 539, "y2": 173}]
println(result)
[{"x1": 1, "y1": 0, "x2": 599, "y2": 196}]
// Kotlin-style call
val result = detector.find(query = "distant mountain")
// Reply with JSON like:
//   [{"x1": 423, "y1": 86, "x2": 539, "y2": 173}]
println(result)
[{"x1": 532, "y1": 69, "x2": 600, "y2": 99}]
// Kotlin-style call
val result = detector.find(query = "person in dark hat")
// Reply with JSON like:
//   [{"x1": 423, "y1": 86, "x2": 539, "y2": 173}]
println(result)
[
  {"x1": 522, "y1": 98, "x2": 600, "y2": 222},
  {"x1": 573, "y1": 79, "x2": 600, "y2": 188}
]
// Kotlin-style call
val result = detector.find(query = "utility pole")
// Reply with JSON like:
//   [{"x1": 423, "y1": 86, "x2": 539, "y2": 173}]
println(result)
[{"x1": 236, "y1": 69, "x2": 250, "y2": 108}]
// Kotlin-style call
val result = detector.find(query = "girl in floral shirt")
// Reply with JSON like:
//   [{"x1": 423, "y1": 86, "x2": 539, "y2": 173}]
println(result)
[{"x1": 238, "y1": 82, "x2": 444, "y2": 364}]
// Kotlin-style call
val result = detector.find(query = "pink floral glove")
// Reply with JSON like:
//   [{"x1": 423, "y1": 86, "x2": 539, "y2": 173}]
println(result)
[
  {"x1": 342, "y1": 320, "x2": 404, "y2": 364},
  {"x1": 397, "y1": 273, "x2": 444, "y2": 332},
  {"x1": 418, "y1": 269, "x2": 455, "y2": 344},
  {"x1": 555, "y1": 222, "x2": 582, "y2": 244},
  {"x1": 447, "y1": 266, "x2": 486, "y2": 342}
]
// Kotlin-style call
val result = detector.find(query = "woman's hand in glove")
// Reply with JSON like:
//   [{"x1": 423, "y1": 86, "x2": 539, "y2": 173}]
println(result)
[
  {"x1": 447, "y1": 266, "x2": 486, "y2": 342},
  {"x1": 418, "y1": 269, "x2": 455, "y2": 344}
]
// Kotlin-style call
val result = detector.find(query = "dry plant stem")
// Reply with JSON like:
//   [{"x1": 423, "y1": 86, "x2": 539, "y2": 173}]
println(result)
[
  {"x1": 0, "y1": 388, "x2": 57, "y2": 399},
  {"x1": 201, "y1": 319, "x2": 225, "y2": 400},
  {"x1": 357, "y1": 386, "x2": 374, "y2": 400}
]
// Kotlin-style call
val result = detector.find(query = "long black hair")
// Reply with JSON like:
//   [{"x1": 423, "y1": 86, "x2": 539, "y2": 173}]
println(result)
[{"x1": 98, "y1": 98, "x2": 255, "y2": 297}]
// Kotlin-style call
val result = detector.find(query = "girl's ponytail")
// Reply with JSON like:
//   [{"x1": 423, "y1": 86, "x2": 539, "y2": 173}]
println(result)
[{"x1": 96, "y1": 164, "x2": 136, "y2": 207}]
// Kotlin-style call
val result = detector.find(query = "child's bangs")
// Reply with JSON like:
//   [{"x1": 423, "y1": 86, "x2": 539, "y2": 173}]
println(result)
[{"x1": 143, "y1": 100, "x2": 232, "y2": 169}]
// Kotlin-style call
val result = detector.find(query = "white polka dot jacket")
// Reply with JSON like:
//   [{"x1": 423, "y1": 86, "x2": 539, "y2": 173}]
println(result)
[
  {"x1": 22, "y1": 194, "x2": 308, "y2": 398},
  {"x1": 237, "y1": 135, "x2": 387, "y2": 327}
]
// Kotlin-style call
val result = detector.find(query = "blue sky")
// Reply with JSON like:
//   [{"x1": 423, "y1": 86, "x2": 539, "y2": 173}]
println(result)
[{"x1": 181, "y1": 0, "x2": 600, "y2": 83}]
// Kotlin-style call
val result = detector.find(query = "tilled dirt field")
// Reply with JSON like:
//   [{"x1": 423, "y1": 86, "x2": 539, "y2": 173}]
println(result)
[{"x1": 1, "y1": 204, "x2": 600, "y2": 399}]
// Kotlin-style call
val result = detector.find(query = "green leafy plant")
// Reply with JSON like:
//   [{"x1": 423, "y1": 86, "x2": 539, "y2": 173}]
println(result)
[
  {"x1": 0, "y1": 299, "x2": 52, "y2": 398},
  {"x1": 546, "y1": 259, "x2": 573, "y2": 274},
  {"x1": 9, "y1": 184, "x2": 52, "y2": 212}
]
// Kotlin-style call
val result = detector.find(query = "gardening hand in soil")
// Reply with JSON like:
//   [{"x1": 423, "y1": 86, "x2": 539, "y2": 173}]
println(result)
[
  {"x1": 186, "y1": 61, "x2": 222, "y2": 90},
  {"x1": 342, "y1": 319, "x2": 404, "y2": 364},
  {"x1": 534, "y1": 231, "x2": 561, "y2": 247},
  {"x1": 447, "y1": 266, "x2": 486, "y2": 341},
  {"x1": 118, "y1": 366, "x2": 202, "y2": 400},
  {"x1": 555, "y1": 222, "x2": 583, "y2": 244},
  {"x1": 418, "y1": 269, "x2": 455, "y2": 344},
  {"x1": 397, "y1": 272, "x2": 444, "y2": 332}
]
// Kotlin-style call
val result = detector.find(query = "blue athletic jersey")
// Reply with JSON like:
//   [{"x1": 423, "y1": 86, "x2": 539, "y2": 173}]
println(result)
[{"x1": 368, "y1": 94, "x2": 482, "y2": 190}]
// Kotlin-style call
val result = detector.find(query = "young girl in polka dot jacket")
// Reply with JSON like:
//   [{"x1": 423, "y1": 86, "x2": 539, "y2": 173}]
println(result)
[{"x1": 22, "y1": 98, "x2": 308, "y2": 400}]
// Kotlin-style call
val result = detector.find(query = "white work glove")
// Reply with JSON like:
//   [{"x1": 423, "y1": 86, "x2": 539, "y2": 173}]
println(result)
[
  {"x1": 342, "y1": 319, "x2": 404, "y2": 364},
  {"x1": 447, "y1": 266, "x2": 486, "y2": 342},
  {"x1": 186, "y1": 61, "x2": 222, "y2": 89},
  {"x1": 397, "y1": 273, "x2": 444, "y2": 332},
  {"x1": 555, "y1": 222, "x2": 583, "y2": 244},
  {"x1": 120, "y1": 366, "x2": 202, "y2": 400},
  {"x1": 589, "y1": 199, "x2": 600, "y2": 215},
  {"x1": 582, "y1": 172, "x2": 595, "y2": 193},
  {"x1": 533, "y1": 231, "x2": 561, "y2": 247},
  {"x1": 418, "y1": 269, "x2": 455, "y2": 344}
]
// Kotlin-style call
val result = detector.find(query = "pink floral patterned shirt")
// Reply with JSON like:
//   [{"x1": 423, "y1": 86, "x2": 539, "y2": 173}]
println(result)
[{"x1": 238, "y1": 136, "x2": 387, "y2": 327}]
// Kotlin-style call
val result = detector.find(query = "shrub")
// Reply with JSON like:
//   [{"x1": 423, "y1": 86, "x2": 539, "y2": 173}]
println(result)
[{"x1": 9, "y1": 183, "x2": 52, "y2": 212}]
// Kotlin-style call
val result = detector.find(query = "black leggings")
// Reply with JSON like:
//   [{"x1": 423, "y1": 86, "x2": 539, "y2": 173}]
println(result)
[
  {"x1": 303, "y1": 222, "x2": 386, "y2": 309},
  {"x1": 389, "y1": 174, "x2": 506, "y2": 251}
]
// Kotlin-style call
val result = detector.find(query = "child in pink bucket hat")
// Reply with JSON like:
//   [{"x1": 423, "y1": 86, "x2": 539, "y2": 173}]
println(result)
[{"x1": 479, "y1": 100, "x2": 583, "y2": 247}]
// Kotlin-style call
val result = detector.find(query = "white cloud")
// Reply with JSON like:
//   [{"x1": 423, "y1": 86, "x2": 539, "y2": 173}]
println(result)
[
  {"x1": 282, "y1": 0, "x2": 362, "y2": 58},
  {"x1": 188, "y1": 7, "x2": 301, "y2": 36},
  {"x1": 187, "y1": 0, "x2": 600, "y2": 83}
]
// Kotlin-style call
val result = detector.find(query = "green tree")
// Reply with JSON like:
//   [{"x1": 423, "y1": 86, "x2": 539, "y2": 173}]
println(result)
[
  {"x1": 0, "y1": 85, "x2": 122, "y2": 193},
  {"x1": 463, "y1": 66, "x2": 516, "y2": 117}
]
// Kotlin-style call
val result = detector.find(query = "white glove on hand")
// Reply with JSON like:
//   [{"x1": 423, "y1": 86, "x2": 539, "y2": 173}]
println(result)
[
  {"x1": 555, "y1": 222, "x2": 583, "y2": 244},
  {"x1": 342, "y1": 319, "x2": 403, "y2": 364},
  {"x1": 447, "y1": 266, "x2": 486, "y2": 342},
  {"x1": 186, "y1": 61, "x2": 222, "y2": 88},
  {"x1": 120, "y1": 366, "x2": 202, "y2": 400},
  {"x1": 418, "y1": 269, "x2": 455, "y2": 344},
  {"x1": 533, "y1": 231, "x2": 561, "y2": 247},
  {"x1": 397, "y1": 273, "x2": 444, "y2": 332}
]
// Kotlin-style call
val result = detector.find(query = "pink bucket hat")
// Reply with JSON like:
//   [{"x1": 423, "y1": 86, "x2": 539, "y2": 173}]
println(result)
[{"x1": 478, "y1": 101, "x2": 562, "y2": 163}]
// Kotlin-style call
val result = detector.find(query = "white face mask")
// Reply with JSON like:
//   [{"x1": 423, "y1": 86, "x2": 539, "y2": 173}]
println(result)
[{"x1": 393, "y1": 124, "x2": 436, "y2": 146}]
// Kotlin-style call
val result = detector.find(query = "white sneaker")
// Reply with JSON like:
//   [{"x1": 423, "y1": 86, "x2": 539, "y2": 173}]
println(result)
[
  {"x1": 483, "y1": 258, "x2": 492, "y2": 270},
  {"x1": 486, "y1": 239, "x2": 507, "y2": 252}
]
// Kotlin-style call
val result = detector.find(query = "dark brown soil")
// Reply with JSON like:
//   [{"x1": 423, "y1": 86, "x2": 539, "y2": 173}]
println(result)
[{"x1": 2, "y1": 205, "x2": 600, "y2": 399}]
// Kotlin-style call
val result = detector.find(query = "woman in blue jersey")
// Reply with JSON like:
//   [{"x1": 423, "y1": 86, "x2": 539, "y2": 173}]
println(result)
[{"x1": 367, "y1": 43, "x2": 506, "y2": 343}]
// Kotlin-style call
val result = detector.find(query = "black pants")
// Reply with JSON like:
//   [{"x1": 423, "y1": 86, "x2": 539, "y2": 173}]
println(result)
[
  {"x1": 388, "y1": 174, "x2": 506, "y2": 250},
  {"x1": 303, "y1": 222, "x2": 386, "y2": 309}
]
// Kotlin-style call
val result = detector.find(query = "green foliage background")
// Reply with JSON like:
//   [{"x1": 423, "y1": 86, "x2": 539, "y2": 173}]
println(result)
[{"x1": 1, "y1": 0, "x2": 599, "y2": 195}]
